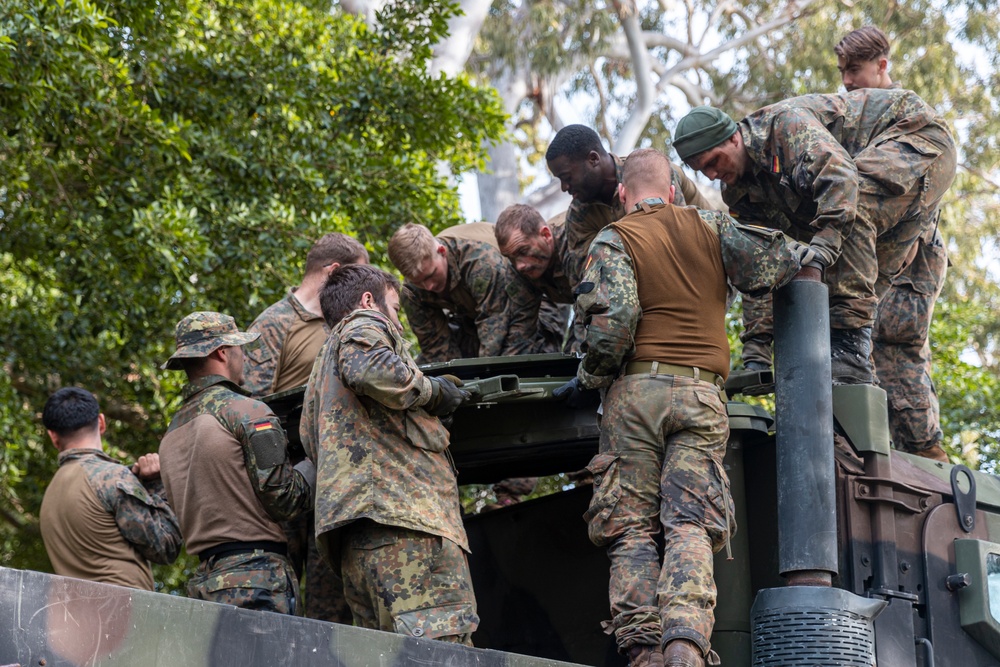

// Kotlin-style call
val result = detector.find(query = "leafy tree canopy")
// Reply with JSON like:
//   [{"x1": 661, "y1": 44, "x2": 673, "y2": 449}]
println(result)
[{"x1": 0, "y1": 0, "x2": 505, "y2": 574}]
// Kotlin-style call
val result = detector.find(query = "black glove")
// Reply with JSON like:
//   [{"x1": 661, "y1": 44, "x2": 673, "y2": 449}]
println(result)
[
  {"x1": 553, "y1": 377, "x2": 601, "y2": 409},
  {"x1": 426, "y1": 376, "x2": 471, "y2": 416}
]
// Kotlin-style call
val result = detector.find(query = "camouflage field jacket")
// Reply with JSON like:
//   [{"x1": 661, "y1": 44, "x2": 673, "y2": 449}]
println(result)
[{"x1": 300, "y1": 309, "x2": 469, "y2": 552}]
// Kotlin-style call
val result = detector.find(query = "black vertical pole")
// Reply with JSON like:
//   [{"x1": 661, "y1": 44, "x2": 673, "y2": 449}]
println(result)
[{"x1": 773, "y1": 280, "x2": 838, "y2": 578}]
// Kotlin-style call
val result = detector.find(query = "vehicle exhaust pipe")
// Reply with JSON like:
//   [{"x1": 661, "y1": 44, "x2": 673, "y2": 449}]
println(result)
[{"x1": 751, "y1": 279, "x2": 884, "y2": 666}]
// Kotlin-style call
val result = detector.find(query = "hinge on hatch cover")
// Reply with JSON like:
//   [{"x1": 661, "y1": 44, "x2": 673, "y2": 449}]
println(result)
[
  {"x1": 950, "y1": 465, "x2": 977, "y2": 534},
  {"x1": 852, "y1": 476, "x2": 932, "y2": 514}
]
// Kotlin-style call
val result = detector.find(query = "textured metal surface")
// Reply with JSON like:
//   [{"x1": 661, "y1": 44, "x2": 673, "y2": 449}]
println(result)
[
  {"x1": 751, "y1": 586, "x2": 884, "y2": 666},
  {"x1": 0, "y1": 566, "x2": 585, "y2": 667}
]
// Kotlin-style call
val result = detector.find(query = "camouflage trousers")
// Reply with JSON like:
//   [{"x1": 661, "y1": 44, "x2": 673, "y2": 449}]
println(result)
[
  {"x1": 742, "y1": 127, "x2": 956, "y2": 345},
  {"x1": 187, "y1": 550, "x2": 298, "y2": 615},
  {"x1": 585, "y1": 373, "x2": 733, "y2": 656},
  {"x1": 742, "y1": 227, "x2": 947, "y2": 454},
  {"x1": 872, "y1": 227, "x2": 947, "y2": 453},
  {"x1": 283, "y1": 511, "x2": 352, "y2": 622},
  {"x1": 340, "y1": 520, "x2": 479, "y2": 645}
]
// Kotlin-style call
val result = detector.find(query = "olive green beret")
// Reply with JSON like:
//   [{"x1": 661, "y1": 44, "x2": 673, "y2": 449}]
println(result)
[{"x1": 673, "y1": 106, "x2": 738, "y2": 161}]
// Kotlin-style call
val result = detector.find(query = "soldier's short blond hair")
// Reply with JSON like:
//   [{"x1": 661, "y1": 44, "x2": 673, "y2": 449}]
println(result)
[
  {"x1": 622, "y1": 148, "x2": 673, "y2": 194},
  {"x1": 495, "y1": 204, "x2": 545, "y2": 248},
  {"x1": 304, "y1": 233, "x2": 369, "y2": 276},
  {"x1": 388, "y1": 223, "x2": 438, "y2": 279}
]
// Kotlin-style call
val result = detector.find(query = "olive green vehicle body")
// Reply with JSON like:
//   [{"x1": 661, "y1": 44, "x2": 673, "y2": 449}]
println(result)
[{"x1": 3, "y1": 353, "x2": 1000, "y2": 666}]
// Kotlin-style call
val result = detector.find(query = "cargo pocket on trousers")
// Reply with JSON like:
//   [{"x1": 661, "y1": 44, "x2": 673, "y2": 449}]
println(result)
[
  {"x1": 393, "y1": 601, "x2": 479, "y2": 640},
  {"x1": 891, "y1": 389, "x2": 932, "y2": 417},
  {"x1": 875, "y1": 282, "x2": 932, "y2": 346},
  {"x1": 582, "y1": 453, "x2": 622, "y2": 547},
  {"x1": 706, "y1": 460, "x2": 736, "y2": 555},
  {"x1": 890, "y1": 388, "x2": 936, "y2": 445}
]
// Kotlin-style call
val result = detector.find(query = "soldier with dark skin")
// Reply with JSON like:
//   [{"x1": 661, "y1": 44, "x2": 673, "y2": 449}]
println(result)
[
  {"x1": 40, "y1": 387, "x2": 182, "y2": 591},
  {"x1": 544, "y1": 124, "x2": 715, "y2": 286},
  {"x1": 674, "y1": 89, "x2": 956, "y2": 392},
  {"x1": 159, "y1": 312, "x2": 315, "y2": 615},
  {"x1": 388, "y1": 221, "x2": 549, "y2": 363},
  {"x1": 243, "y1": 232, "x2": 367, "y2": 622},
  {"x1": 564, "y1": 149, "x2": 740, "y2": 667},
  {"x1": 300, "y1": 264, "x2": 478, "y2": 643},
  {"x1": 833, "y1": 27, "x2": 950, "y2": 461}
]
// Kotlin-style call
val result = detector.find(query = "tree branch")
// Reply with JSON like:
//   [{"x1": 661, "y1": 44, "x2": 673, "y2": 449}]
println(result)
[
  {"x1": 612, "y1": 13, "x2": 656, "y2": 153},
  {"x1": 960, "y1": 162, "x2": 1000, "y2": 191},
  {"x1": 659, "y1": 0, "x2": 821, "y2": 87}
]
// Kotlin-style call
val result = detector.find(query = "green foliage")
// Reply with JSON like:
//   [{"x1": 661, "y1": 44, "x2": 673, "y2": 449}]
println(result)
[{"x1": 0, "y1": 0, "x2": 504, "y2": 576}]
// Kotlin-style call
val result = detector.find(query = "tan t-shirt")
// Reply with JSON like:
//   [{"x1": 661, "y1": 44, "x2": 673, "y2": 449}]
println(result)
[
  {"x1": 40, "y1": 450, "x2": 156, "y2": 590},
  {"x1": 612, "y1": 204, "x2": 730, "y2": 379},
  {"x1": 273, "y1": 317, "x2": 327, "y2": 394}
]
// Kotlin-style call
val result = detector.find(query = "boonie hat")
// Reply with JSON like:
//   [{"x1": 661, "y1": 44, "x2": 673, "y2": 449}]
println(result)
[{"x1": 162, "y1": 311, "x2": 259, "y2": 370}]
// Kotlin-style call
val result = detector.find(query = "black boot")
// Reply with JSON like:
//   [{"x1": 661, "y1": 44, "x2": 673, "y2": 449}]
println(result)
[{"x1": 830, "y1": 327, "x2": 875, "y2": 385}]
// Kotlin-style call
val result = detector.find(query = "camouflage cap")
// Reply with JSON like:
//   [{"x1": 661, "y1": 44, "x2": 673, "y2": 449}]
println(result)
[{"x1": 162, "y1": 311, "x2": 260, "y2": 370}]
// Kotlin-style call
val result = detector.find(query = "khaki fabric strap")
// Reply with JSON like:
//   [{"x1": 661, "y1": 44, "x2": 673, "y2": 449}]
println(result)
[{"x1": 623, "y1": 360, "x2": 725, "y2": 390}]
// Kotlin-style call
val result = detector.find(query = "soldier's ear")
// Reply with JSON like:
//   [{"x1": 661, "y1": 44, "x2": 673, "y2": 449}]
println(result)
[
  {"x1": 877, "y1": 57, "x2": 888, "y2": 75},
  {"x1": 668, "y1": 184, "x2": 676, "y2": 205},
  {"x1": 359, "y1": 291, "x2": 376, "y2": 309},
  {"x1": 45, "y1": 429, "x2": 60, "y2": 450},
  {"x1": 617, "y1": 182, "x2": 627, "y2": 204},
  {"x1": 97, "y1": 413, "x2": 107, "y2": 436}
]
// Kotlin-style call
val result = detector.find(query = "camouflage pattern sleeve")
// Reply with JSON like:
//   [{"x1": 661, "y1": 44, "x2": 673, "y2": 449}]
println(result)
[
  {"x1": 339, "y1": 318, "x2": 434, "y2": 410},
  {"x1": 299, "y1": 351, "x2": 324, "y2": 463},
  {"x1": 503, "y1": 273, "x2": 545, "y2": 355},
  {"x1": 401, "y1": 286, "x2": 462, "y2": 363},
  {"x1": 575, "y1": 227, "x2": 639, "y2": 389},
  {"x1": 100, "y1": 471, "x2": 183, "y2": 566},
  {"x1": 242, "y1": 301, "x2": 294, "y2": 397},
  {"x1": 672, "y1": 164, "x2": 714, "y2": 210},
  {"x1": 772, "y1": 109, "x2": 859, "y2": 266},
  {"x1": 224, "y1": 397, "x2": 313, "y2": 523},
  {"x1": 697, "y1": 209, "x2": 805, "y2": 297},
  {"x1": 459, "y1": 248, "x2": 513, "y2": 357}
]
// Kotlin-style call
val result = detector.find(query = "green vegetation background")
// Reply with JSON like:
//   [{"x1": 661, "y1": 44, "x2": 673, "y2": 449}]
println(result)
[{"x1": 2, "y1": 0, "x2": 998, "y2": 593}]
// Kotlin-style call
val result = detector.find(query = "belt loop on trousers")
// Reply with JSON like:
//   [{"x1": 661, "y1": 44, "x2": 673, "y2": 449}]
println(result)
[
  {"x1": 649, "y1": 361, "x2": 659, "y2": 378},
  {"x1": 693, "y1": 367, "x2": 701, "y2": 382}
]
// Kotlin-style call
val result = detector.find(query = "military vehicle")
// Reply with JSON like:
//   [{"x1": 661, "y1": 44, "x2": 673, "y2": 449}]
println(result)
[{"x1": 3, "y1": 280, "x2": 1000, "y2": 666}]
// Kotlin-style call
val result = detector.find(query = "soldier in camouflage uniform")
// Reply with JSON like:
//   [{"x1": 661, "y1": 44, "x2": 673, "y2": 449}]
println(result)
[
  {"x1": 832, "y1": 26, "x2": 949, "y2": 460},
  {"x1": 388, "y1": 221, "x2": 553, "y2": 363},
  {"x1": 40, "y1": 387, "x2": 182, "y2": 591},
  {"x1": 495, "y1": 205, "x2": 585, "y2": 353},
  {"x1": 243, "y1": 232, "x2": 367, "y2": 622},
  {"x1": 674, "y1": 89, "x2": 956, "y2": 393},
  {"x1": 244, "y1": 232, "x2": 368, "y2": 397},
  {"x1": 563, "y1": 149, "x2": 745, "y2": 667},
  {"x1": 300, "y1": 264, "x2": 478, "y2": 643},
  {"x1": 159, "y1": 312, "x2": 315, "y2": 615},
  {"x1": 544, "y1": 124, "x2": 715, "y2": 287}
]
